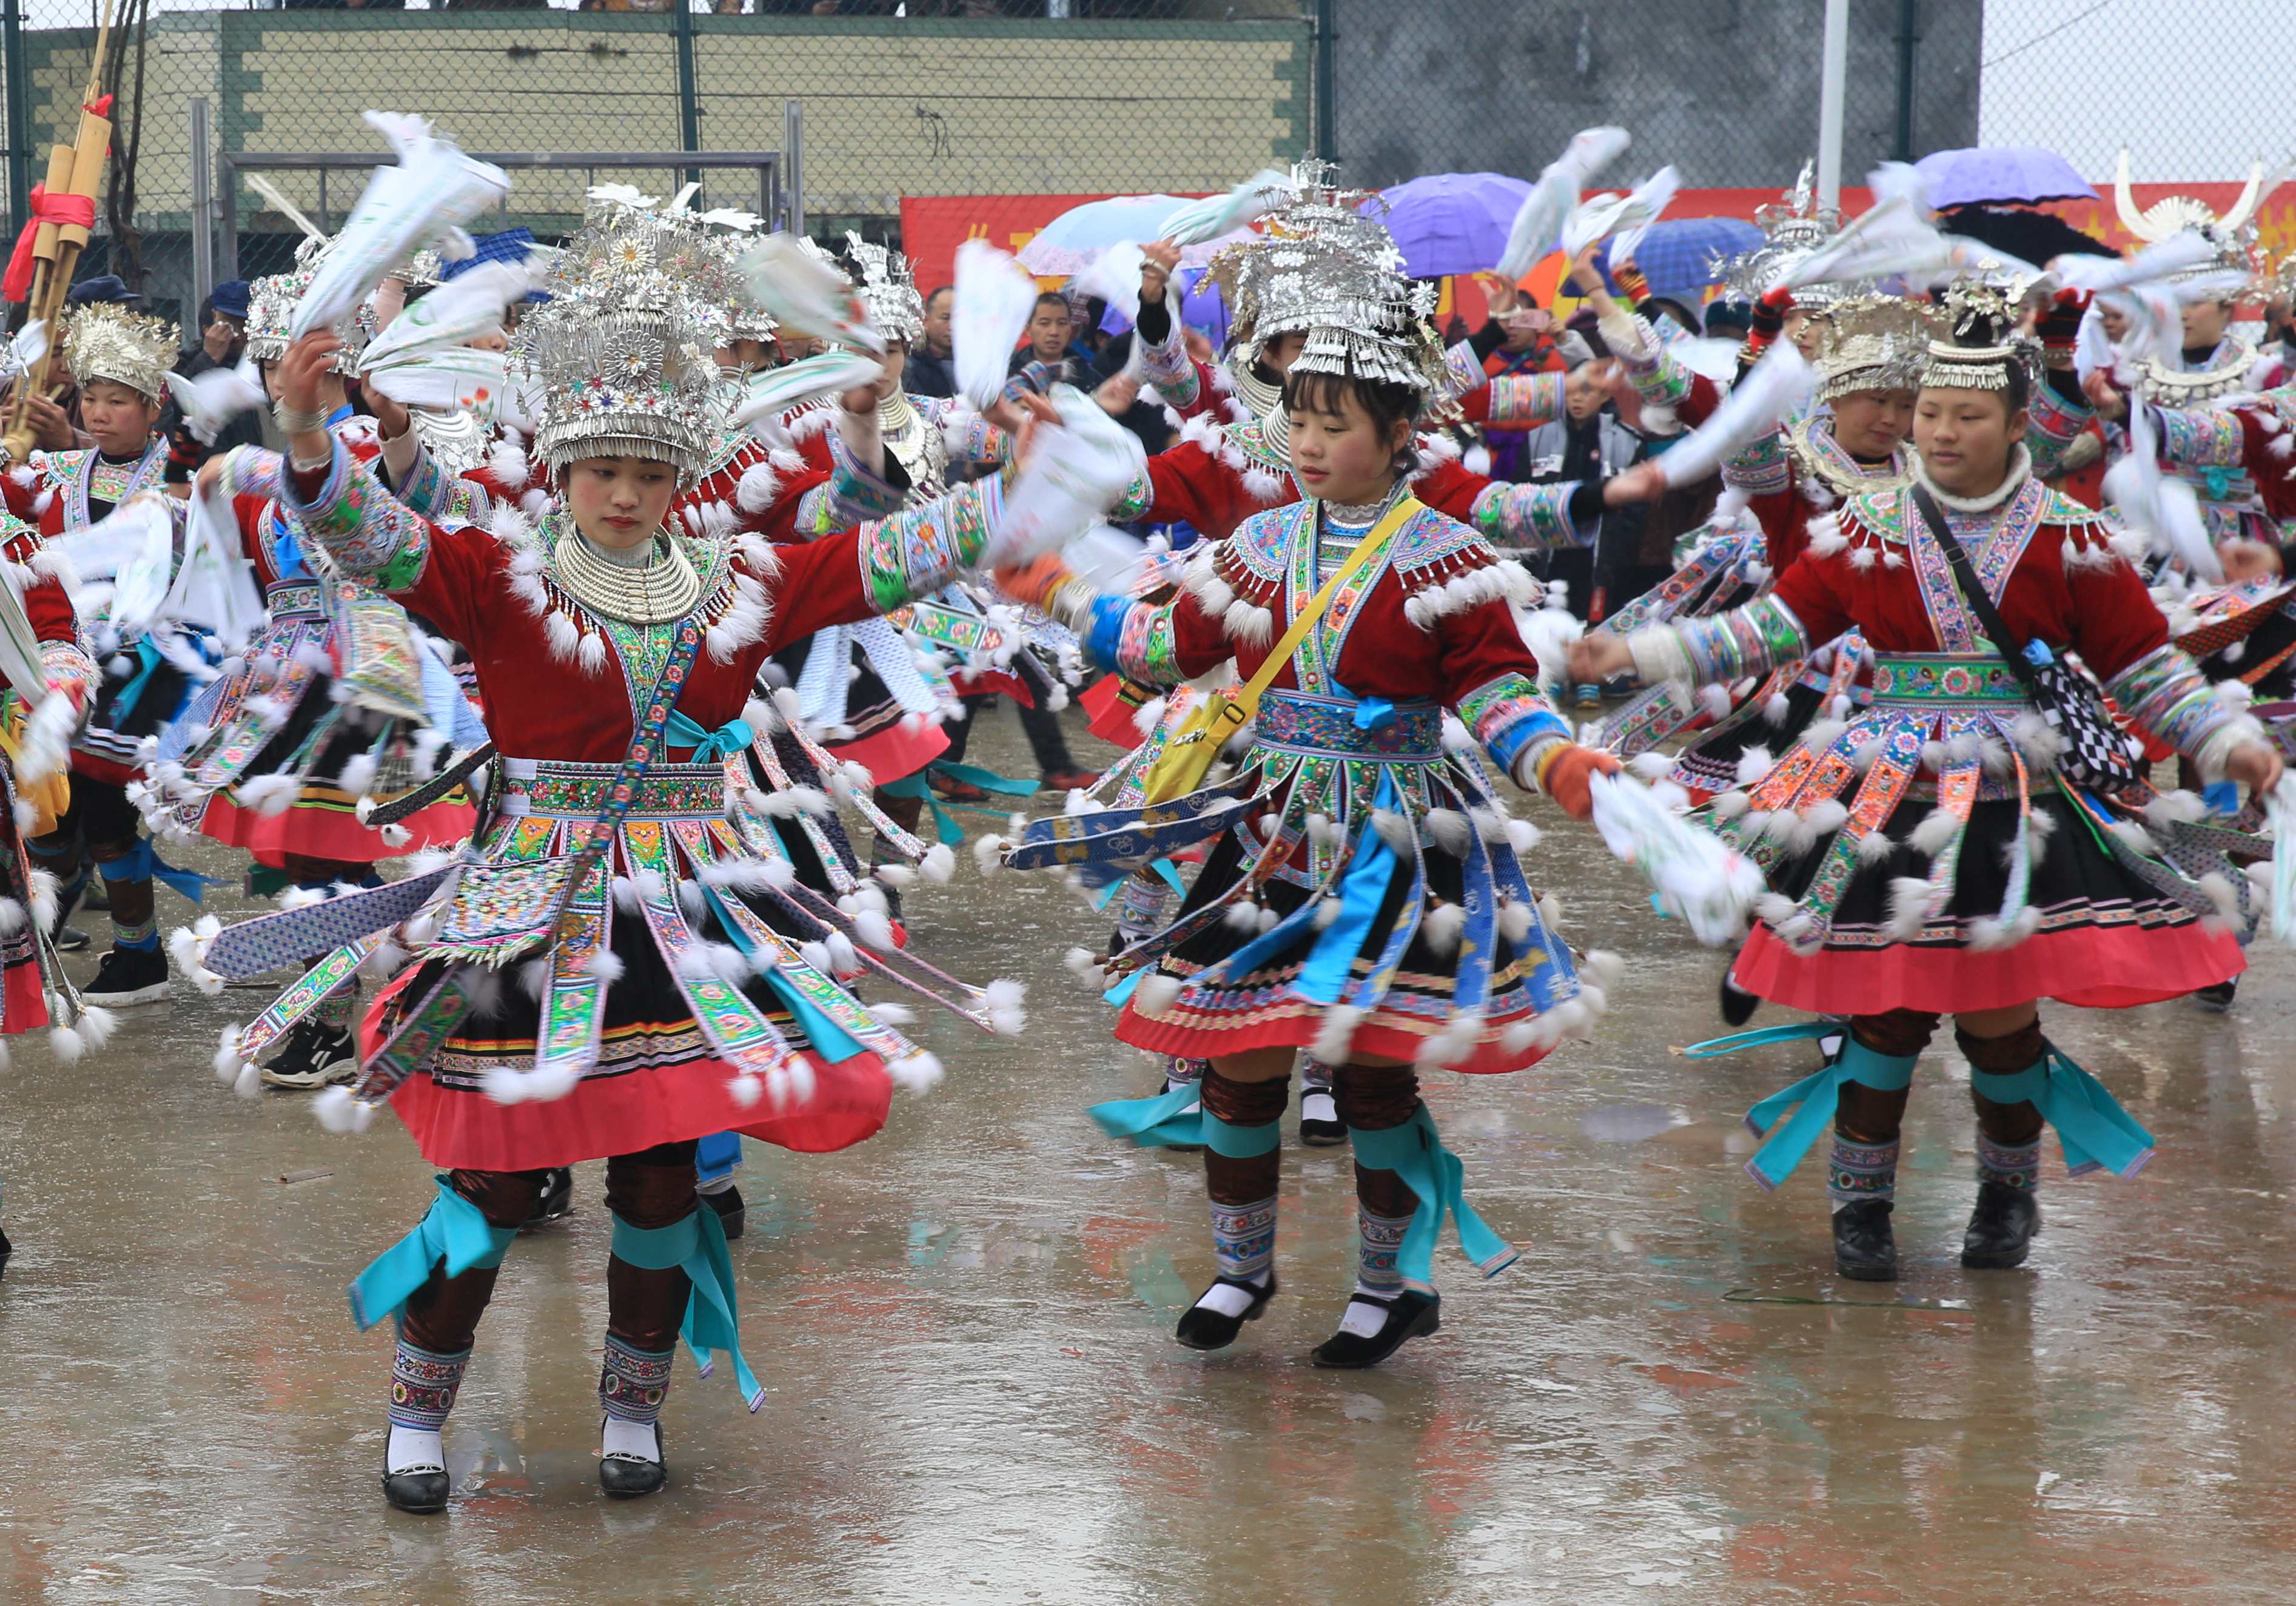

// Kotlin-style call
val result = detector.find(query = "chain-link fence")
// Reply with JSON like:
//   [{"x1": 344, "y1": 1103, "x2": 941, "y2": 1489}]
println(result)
[{"x1": 2, "y1": 0, "x2": 1321, "y2": 343}]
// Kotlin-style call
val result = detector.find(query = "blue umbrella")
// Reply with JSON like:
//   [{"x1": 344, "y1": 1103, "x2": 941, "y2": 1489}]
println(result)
[
  {"x1": 1594, "y1": 218, "x2": 1765, "y2": 305},
  {"x1": 1364, "y1": 172, "x2": 1534, "y2": 278},
  {"x1": 1914, "y1": 146, "x2": 2096, "y2": 208}
]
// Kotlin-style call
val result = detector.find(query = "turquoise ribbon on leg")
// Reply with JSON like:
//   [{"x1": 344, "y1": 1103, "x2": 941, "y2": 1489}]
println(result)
[
  {"x1": 1687, "y1": 1023, "x2": 1912, "y2": 1192},
  {"x1": 1972, "y1": 1044, "x2": 2155, "y2": 1180},
  {"x1": 106, "y1": 638, "x2": 166, "y2": 725},
  {"x1": 1349, "y1": 1106, "x2": 1517, "y2": 1291},
  {"x1": 664, "y1": 711, "x2": 756, "y2": 762},
  {"x1": 1089, "y1": 1078, "x2": 1206, "y2": 1148},
  {"x1": 611, "y1": 1206, "x2": 764, "y2": 1411},
  {"x1": 102, "y1": 837, "x2": 223, "y2": 905},
  {"x1": 346, "y1": 1175, "x2": 517, "y2": 1331}
]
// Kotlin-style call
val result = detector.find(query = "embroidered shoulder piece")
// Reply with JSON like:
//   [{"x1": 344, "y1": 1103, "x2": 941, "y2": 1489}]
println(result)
[
  {"x1": 1216, "y1": 418, "x2": 1293, "y2": 491},
  {"x1": 1787, "y1": 419, "x2": 1911, "y2": 502},
  {"x1": 1391, "y1": 506, "x2": 1537, "y2": 630},
  {"x1": 36, "y1": 448, "x2": 91, "y2": 494},
  {"x1": 1178, "y1": 502, "x2": 1293, "y2": 646}
]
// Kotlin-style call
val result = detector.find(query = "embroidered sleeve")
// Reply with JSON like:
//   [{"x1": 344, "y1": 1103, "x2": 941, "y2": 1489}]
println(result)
[
  {"x1": 268, "y1": 437, "x2": 433, "y2": 594},
  {"x1": 2025, "y1": 380, "x2": 2095, "y2": 479},
  {"x1": 1440, "y1": 338, "x2": 1488, "y2": 402},
  {"x1": 2148, "y1": 402, "x2": 2246, "y2": 470},
  {"x1": 1456, "y1": 671, "x2": 1571, "y2": 778},
  {"x1": 1634, "y1": 593, "x2": 1810, "y2": 687},
  {"x1": 1394, "y1": 519, "x2": 1540, "y2": 630},
  {"x1": 916, "y1": 396, "x2": 1008, "y2": 470},
  {"x1": 2103, "y1": 643, "x2": 2259, "y2": 778},
  {"x1": 856, "y1": 473, "x2": 1004, "y2": 613},
  {"x1": 1135, "y1": 304, "x2": 1201, "y2": 412},
  {"x1": 1482, "y1": 372, "x2": 1564, "y2": 429},
  {"x1": 1724, "y1": 426, "x2": 1793, "y2": 497},
  {"x1": 1623, "y1": 335, "x2": 1695, "y2": 414},
  {"x1": 821, "y1": 414, "x2": 910, "y2": 527},
  {"x1": 1081, "y1": 594, "x2": 1184, "y2": 685},
  {"x1": 1467, "y1": 479, "x2": 1593, "y2": 554},
  {"x1": 38, "y1": 636, "x2": 98, "y2": 705},
  {"x1": 384, "y1": 437, "x2": 493, "y2": 526}
]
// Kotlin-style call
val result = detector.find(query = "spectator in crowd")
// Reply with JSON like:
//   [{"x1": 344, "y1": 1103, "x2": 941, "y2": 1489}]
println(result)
[
  {"x1": 1010, "y1": 289, "x2": 1093, "y2": 383},
  {"x1": 908, "y1": 286, "x2": 956, "y2": 398},
  {"x1": 1519, "y1": 326, "x2": 1642, "y2": 629},
  {"x1": 66, "y1": 274, "x2": 145, "y2": 310},
  {"x1": 1462, "y1": 277, "x2": 1562, "y2": 482},
  {"x1": 165, "y1": 278, "x2": 264, "y2": 455}
]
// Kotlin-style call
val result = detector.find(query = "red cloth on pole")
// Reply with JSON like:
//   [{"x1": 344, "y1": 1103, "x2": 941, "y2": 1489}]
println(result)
[{"x1": 3, "y1": 186, "x2": 98, "y2": 303}]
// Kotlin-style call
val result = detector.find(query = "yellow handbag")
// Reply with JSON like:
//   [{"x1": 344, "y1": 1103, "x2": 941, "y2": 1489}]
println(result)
[{"x1": 1138, "y1": 496, "x2": 1422, "y2": 806}]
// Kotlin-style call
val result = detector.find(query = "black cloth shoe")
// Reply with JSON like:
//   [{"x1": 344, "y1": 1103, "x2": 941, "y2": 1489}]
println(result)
[
  {"x1": 1, "y1": 1225, "x2": 12, "y2": 1281},
  {"x1": 1719, "y1": 972, "x2": 1759, "y2": 1027},
  {"x1": 260, "y1": 1018, "x2": 360, "y2": 1089},
  {"x1": 381, "y1": 1462, "x2": 449, "y2": 1514},
  {"x1": 51, "y1": 924, "x2": 90, "y2": 953},
  {"x1": 1174, "y1": 1272, "x2": 1276, "y2": 1351},
  {"x1": 1310, "y1": 1289, "x2": 1442, "y2": 1369},
  {"x1": 703, "y1": 1184, "x2": 745, "y2": 1241},
  {"x1": 1831, "y1": 1199, "x2": 1898, "y2": 1282},
  {"x1": 520, "y1": 1168, "x2": 574, "y2": 1232},
  {"x1": 2194, "y1": 978, "x2": 2238, "y2": 1012},
  {"x1": 84, "y1": 944, "x2": 171, "y2": 1006},
  {"x1": 599, "y1": 1421, "x2": 667, "y2": 1499},
  {"x1": 1961, "y1": 1181, "x2": 2041, "y2": 1269},
  {"x1": 1297, "y1": 1087, "x2": 1347, "y2": 1147}
]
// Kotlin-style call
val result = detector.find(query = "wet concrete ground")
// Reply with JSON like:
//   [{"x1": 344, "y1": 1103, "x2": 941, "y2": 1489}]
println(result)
[{"x1": 4, "y1": 705, "x2": 2295, "y2": 1603}]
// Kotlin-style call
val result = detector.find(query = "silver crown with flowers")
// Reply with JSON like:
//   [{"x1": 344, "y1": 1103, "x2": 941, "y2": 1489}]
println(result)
[
  {"x1": 1810, "y1": 294, "x2": 1942, "y2": 402},
  {"x1": 62, "y1": 301, "x2": 180, "y2": 403},
  {"x1": 243, "y1": 237, "x2": 371, "y2": 372},
  {"x1": 1285, "y1": 249, "x2": 1452, "y2": 418},
  {"x1": 1719, "y1": 161, "x2": 1859, "y2": 309},
  {"x1": 844, "y1": 231, "x2": 925, "y2": 347},
  {"x1": 515, "y1": 192, "x2": 725, "y2": 486},
  {"x1": 1921, "y1": 280, "x2": 2037, "y2": 392}
]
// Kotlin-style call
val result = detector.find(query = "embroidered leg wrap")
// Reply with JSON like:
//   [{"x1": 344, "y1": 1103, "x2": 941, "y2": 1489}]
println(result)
[
  {"x1": 605, "y1": 1143, "x2": 700, "y2": 1355},
  {"x1": 1827, "y1": 1137, "x2": 1900, "y2": 1212},
  {"x1": 389, "y1": 1340, "x2": 471, "y2": 1433},
  {"x1": 1166, "y1": 1057, "x2": 1207, "y2": 1089},
  {"x1": 599, "y1": 1335, "x2": 676, "y2": 1428},
  {"x1": 1334, "y1": 1063, "x2": 1422, "y2": 1228},
  {"x1": 1343, "y1": 1070, "x2": 1516, "y2": 1292},
  {"x1": 90, "y1": 845, "x2": 158, "y2": 950}
]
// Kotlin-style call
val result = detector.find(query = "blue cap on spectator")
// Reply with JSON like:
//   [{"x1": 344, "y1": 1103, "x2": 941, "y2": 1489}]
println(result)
[
  {"x1": 67, "y1": 273, "x2": 143, "y2": 307},
  {"x1": 443, "y1": 228, "x2": 549, "y2": 303},
  {"x1": 211, "y1": 279, "x2": 251, "y2": 320}
]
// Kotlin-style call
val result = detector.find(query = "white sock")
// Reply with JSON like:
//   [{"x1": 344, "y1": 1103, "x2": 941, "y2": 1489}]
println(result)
[
  {"x1": 696, "y1": 1175, "x2": 736, "y2": 1197},
  {"x1": 1337, "y1": 1296, "x2": 1393, "y2": 1339},
  {"x1": 387, "y1": 1425, "x2": 443, "y2": 1474},
  {"x1": 601, "y1": 1417, "x2": 660, "y2": 1462},
  {"x1": 1301, "y1": 1090, "x2": 1339, "y2": 1123},
  {"x1": 1193, "y1": 1271, "x2": 1270, "y2": 1318}
]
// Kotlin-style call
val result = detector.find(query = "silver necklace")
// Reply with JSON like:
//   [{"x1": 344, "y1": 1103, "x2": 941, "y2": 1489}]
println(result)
[{"x1": 551, "y1": 526, "x2": 704, "y2": 624}]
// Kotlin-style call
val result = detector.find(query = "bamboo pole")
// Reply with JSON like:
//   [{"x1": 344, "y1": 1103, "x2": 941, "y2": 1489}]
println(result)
[{"x1": 3, "y1": 0, "x2": 118, "y2": 462}]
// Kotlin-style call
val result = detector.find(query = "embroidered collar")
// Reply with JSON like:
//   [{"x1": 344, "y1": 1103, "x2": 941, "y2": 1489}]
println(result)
[{"x1": 1792, "y1": 417, "x2": 1912, "y2": 496}]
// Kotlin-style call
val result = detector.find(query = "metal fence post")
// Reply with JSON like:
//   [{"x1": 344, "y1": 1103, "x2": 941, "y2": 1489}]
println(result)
[
  {"x1": 1815, "y1": 0, "x2": 1849, "y2": 207},
  {"x1": 189, "y1": 97, "x2": 213, "y2": 320},
  {"x1": 1312, "y1": 0, "x2": 1336, "y2": 163},
  {"x1": 782, "y1": 100, "x2": 804, "y2": 236},
  {"x1": 2, "y1": 0, "x2": 27, "y2": 238},
  {"x1": 674, "y1": 1, "x2": 701, "y2": 187},
  {"x1": 1892, "y1": 0, "x2": 1921, "y2": 162}
]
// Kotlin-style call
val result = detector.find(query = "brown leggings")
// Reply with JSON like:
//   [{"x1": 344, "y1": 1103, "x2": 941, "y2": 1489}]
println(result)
[
  {"x1": 1198, "y1": 1061, "x2": 1423, "y2": 1221},
  {"x1": 401, "y1": 1141, "x2": 700, "y2": 1356},
  {"x1": 1839, "y1": 1009, "x2": 2046, "y2": 1148}
]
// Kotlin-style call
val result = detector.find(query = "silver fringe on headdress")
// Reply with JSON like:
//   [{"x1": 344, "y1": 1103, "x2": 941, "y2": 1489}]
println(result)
[
  {"x1": 1810, "y1": 295, "x2": 1941, "y2": 403},
  {"x1": 844, "y1": 231, "x2": 925, "y2": 347},
  {"x1": 515, "y1": 193, "x2": 725, "y2": 486},
  {"x1": 1718, "y1": 161, "x2": 1858, "y2": 309},
  {"x1": 1284, "y1": 251, "x2": 1452, "y2": 420},
  {"x1": 62, "y1": 303, "x2": 180, "y2": 403},
  {"x1": 1921, "y1": 281, "x2": 2036, "y2": 392}
]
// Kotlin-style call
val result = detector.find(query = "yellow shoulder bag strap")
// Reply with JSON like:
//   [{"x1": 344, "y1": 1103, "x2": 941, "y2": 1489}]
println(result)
[{"x1": 1140, "y1": 496, "x2": 1423, "y2": 804}]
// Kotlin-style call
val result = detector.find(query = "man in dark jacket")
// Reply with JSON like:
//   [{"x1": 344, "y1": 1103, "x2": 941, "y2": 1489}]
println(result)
[{"x1": 907, "y1": 285, "x2": 956, "y2": 398}]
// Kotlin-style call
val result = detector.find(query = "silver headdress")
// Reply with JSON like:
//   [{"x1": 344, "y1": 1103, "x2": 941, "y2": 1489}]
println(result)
[
  {"x1": 389, "y1": 248, "x2": 445, "y2": 289},
  {"x1": 1810, "y1": 295, "x2": 1941, "y2": 402},
  {"x1": 515, "y1": 194, "x2": 723, "y2": 485},
  {"x1": 1719, "y1": 161, "x2": 1856, "y2": 309},
  {"x1": 244, "y1": 237, "x2": 370, "y2": 374},
  {"x1": 1921, "y1": 281, "x2": 2035, "y2": 392},
  {"x1": 2114, "y1": 150, "x2": 2268, "y2": 289},
  {"x1": 1284, "y1": 249, "x2": 1451, "y2": 420},
  {"x1": 61, "y1": 302, "x2": 180, "y2": 404},
  {"x1": 844, "y1": 231, "x2": 925, "y2": 347}
]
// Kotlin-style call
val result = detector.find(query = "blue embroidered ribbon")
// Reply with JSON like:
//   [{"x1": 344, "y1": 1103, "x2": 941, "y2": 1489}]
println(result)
[
  {"x1": 1971, "y1": 1044, "x2": 2155, "y2": 1179},
  {"x1": 1349, "y1": 1106, "x2": 1516, "y2": 1289},
  {"x1": 664, "y1": 710, "x2": 756, "y2": 762},
  {"x1": 1684, "y1": 1021, "x2": 1905, "y2": 1191},
  {"x1": 346, "y1": 1175, "x2": 518, "y2": 1331},
  {"x1": 610, "y1": 1206, "x2": 764, "y2": 1411}
]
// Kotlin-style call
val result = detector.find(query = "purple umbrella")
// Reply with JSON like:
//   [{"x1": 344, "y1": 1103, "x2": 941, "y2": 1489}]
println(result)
[
  {"x1": 1098, "y1": 267, "x2": 1230, "y2": 350},
  {"x1": 1914, "y1": 146, "x2": 2097, "y2": 209},
  {"x1": 1363, "y1": 172, "x2": 1534, "y2": 278}
]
